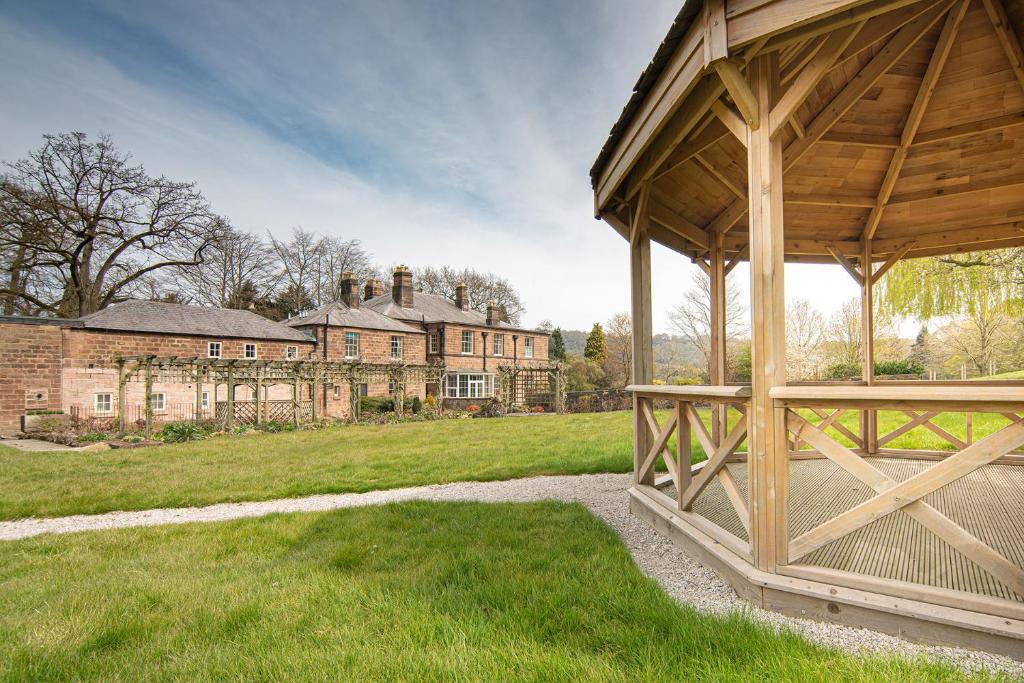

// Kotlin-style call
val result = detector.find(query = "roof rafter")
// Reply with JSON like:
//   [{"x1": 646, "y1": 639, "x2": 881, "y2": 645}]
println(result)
[
  {"x1": 981, "y1": 0, "x2": 1024, "y2": 94},
  {"x1": 863, "y1": 0, "x2": 969, "y2": 240}
]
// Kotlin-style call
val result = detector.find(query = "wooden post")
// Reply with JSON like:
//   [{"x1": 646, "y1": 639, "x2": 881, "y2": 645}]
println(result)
[
  {"x1": 709, "y1": 230, "x2": 728, "y2": 445},
  {"x1": 676, "y1": 400, "x2": 692, "y2": 507},
  {"x1": 254, "y1": 366, "x2": 263, "y2": 426},
  {"x1": 310, "y1": 380, "x2": 318, "y2": 422},
  {"x1": 862, "y1": 238, "x2": 877, "y2": 454},
  {"x1": 746, "y1": 52, "x2": 788, "y2": 572},
  {"x1": 226, "y1": 365, "x2": 235, "y2": 430},
  {"x1": 350, "y1": 374, "x2": 360, "y2": 423},
  {"x1": 630, "y1": 182, "x2": 655, "y2": 486},
  {"x1": 195, "y1": 368, "x2": 203, "y2": 422},
  {"x1": 292, "y1": 379, "x2": 300, "y2": 428},
  {"x1": 554, "y1": 367, "x2": 564, "y2": 414},
  {"x1": 143, "y1": 361, "x2": 154, "y2": 438},
  {"x1": 117, "y1": 360, "x2": 128, "y2": 433}
]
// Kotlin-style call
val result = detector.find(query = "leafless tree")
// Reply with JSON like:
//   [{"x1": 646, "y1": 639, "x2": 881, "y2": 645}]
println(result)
[
  {"x1": 667, "y1": 270, "x2": 747, "y2": 381},
  {"x1": 0, "y1": 132, "x2": 226, "y2": 317},
  {"x1": 312, "y1": 236, "x2": 375, "y2": 304},
  {"x1": 269, "y1": 226, "x2": 321, "y2": 313},
  {"x1": 604, "y1": 311, "x2": 632, "y2": 387},
  {"x1": 823, "y1": 298, "x2": 904, "y2": 369},
  {"x1": 177, "y1": 226, "x2": 277, "y2": 308},
  {"x1": 786, "y1": 299, "x2": 825, "y2": 380},
  {"x1": 414, "y1": 265, "x2": 524, "y2": 324}
]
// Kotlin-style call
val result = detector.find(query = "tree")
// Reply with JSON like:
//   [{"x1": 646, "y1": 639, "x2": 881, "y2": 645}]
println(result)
[
  {"x1": 269, "y1": 227, "x2": 321, "y2": 315},
  {"x1": 549, "y1": 328, "x2": 567, "y2": 361},
  {"x1": 822, "y1": 298, "x2": 905, "y2": 373},
  {"x1": 414, "y1": 265, "x2": 524, "y2": 324},
  {"x1": 562, "y1": 353, "x2": 606, "y2": 391},
  {"x1": 177, "y1": 226, "x2": 277, "y2": 309},
  {"x1": 312, "y1": 236, "x2": 375, "y2": 305},
  {"x1": 583, "y1": 323, "x2": 608, "y2": 363},
  {"x1": 604, "y1": 312, "x2": 632, "y2": 387},
  {"x1": 667, "y1": 270, "x2": 747, "y2": 382},
  {"x1": 786, "y1": 299, "x2": 826, "y2": 380},
  {"x1": 0, "y1": 132, "x2": 226, "y2": 317},
  {"x1": 936, "y1": 296, "x2": 1016, "y2": 376}
]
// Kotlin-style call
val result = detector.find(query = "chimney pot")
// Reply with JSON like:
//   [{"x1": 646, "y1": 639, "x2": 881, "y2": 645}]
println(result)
[
  {"x1": 392, "y1": 265, "x2": 414, "y2": 307},
  {"x1": 486, "y1": 300, "x2": 501, "y2": 326},
  {"x1": 363, "y1": 278, "x2": 384, "y2": 301},
  {"x1": 340, "y1": 271, "x2": 359, "y2": 308},
  {"x1": 455, "y1": 282, "x2": 469, "y2": 311}
]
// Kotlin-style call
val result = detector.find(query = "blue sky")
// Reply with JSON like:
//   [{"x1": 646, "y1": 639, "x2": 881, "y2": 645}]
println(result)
[{"x1": 0, "y1": 0, "x2": 859, "y2": 331}]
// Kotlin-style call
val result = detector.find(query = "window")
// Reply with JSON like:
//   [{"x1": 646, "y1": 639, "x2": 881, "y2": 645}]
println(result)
[
  {"x1": 208, "y1": 342, "x2": 221, "y2": 358},
  {"x1": 201, "y1": 391, "x2": 210, "y2": 410},
  {"x1": 358, "y1": 383, "x2": 368, "y2": 397},
  {"x1": 428, "y1": 332, "x2": 439, "y2": 354},
  {"x1": 388, "y1": 381, "x2": 396, "y2": 394},
  {"x1": 443, "y1": 373, "x2": 494, "y2": 399},
  {"x1": 493, "y1": 334, "x2": 504, "y2": 356},
  {"x1": 244, "y1": 343, "x2": 258, "y2": 359},
  {"x1": 286, "y1": 346, "x2": 298, "y2": 360},
  {"x1": 94, "y1": 393, "x2": 113, "y2": 415},
  {"x1": 344, "y1": 332, "x2": 360, "y2": 359},
  {"x1": 333, "y1": 385, "x2": 341, "y2": 399},
  {"x1": 461, "y1": 331, "x2": 473, "y2": 355},
  {"x1": 524, "y1": 336, "x2": 534, "y2": 358},
  {"x1": 150, "y1": 392, "x2": 166, "y2": 412},
  {"x1": 391, "y1": 335, "x2": 403, "y2": 360}
]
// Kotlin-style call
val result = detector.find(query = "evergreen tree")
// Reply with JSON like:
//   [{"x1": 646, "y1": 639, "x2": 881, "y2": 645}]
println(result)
[
  {"x1": 584, "y1": 323, "x2": 608, "y2": 363},
  {"x1": 550, "y1": 328, "x2": 567, "y2": 361},
  {"x1": 909, "y1": 325, "x2": 932, "y2": 368}
]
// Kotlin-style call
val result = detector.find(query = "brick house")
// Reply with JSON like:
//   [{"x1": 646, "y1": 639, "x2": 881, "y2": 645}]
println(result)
[{"x1": 362, "y1": 266, "x2": 550, "y2": 402}]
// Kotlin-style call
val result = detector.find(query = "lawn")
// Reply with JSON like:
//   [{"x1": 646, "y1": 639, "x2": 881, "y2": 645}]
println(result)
[
  {"x1": 0, "y1": 501, "x2": 984, "y2": 681},
  {"x1": 1, "y1": 408, "x2": 1015, "y2": 521}
]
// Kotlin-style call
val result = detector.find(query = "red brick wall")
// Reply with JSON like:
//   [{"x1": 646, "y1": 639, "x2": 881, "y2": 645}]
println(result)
[
  {"x1": 0, "y1": 322, "x2": 64, "y2": 433},
  {"x1": 432, "y1": 325, "x2": 550, "y2": 370}
]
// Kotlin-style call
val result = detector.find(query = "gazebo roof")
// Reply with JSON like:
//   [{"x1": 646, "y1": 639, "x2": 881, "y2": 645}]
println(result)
[{"x1": 592, "y1": 0, "x2": 1024, "y2": 264}]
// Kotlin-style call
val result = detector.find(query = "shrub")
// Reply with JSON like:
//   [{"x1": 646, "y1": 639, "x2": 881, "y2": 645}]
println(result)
[
  {"x1": 26, "y1": 409, "x2": 64, "y2": 416},
  {"x1": 823, "y1": 363, "x2": 861, "y2": 380},
  {"x1": 875, "y1": 359, "x2": 925, "y2": 376},
  {"x1": 259, "y1": 420, "x2": 294, "y2": 433},
  {"x1": 78, "y1": 432, "x2": 111, "y2": 443},
  {"x1": 467, "y1": 404, "x2": 481, "y2": 413},
  {"x1": 360, "y1": 397, "x2": 394, "y2": 414},
  {"x1": 410, "y1": 396, "x2": 422, "y2": 414},
  {"x1": 531, "y1": 405, "x2": 547, "y2": 413},
  {"x1": 423, "y1": 395, "x2": 436, "y2": 411},
  {"x1": 158, "y1": 421, "x2": 212, "y2": 443}
]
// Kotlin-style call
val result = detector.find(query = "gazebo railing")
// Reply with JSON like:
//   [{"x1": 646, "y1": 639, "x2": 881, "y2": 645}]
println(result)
[
  {"x1": 628, "y1": 384, "x2": 752, "y2": 560},
  {"x1": 772, "y1": 385, "x2": 1024, "y2": 618}
]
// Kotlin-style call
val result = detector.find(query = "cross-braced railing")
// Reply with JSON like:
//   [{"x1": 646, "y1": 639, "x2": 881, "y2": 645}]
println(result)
[
  {"x1": 629, "y1": 384, "x2": 752, "y2": 558},
  {"x1": 772, "y1": 386, "x2": 1024, "y2": 612}
]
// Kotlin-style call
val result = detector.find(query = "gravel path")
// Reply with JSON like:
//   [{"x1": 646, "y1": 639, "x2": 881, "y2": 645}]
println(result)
[{"x1": 1, "y1": 472, "x2": 1021, "y2": 676}]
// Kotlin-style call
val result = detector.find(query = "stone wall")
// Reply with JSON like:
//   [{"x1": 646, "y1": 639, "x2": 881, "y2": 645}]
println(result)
[{"x1": 0, "y1": 320, "x2": 65, "y2": 433}]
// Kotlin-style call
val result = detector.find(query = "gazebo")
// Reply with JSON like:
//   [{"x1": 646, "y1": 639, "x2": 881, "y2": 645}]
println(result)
[{"x1": 591, "y1": 0, "x2": 1024, "y2": 656}]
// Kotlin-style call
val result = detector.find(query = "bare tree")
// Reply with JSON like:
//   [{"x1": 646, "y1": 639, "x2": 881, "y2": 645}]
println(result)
[
  {"x1": 414, "y1": 265, "x2": 525, "y2": 324},
  {"x1": 667, "y1": 270, "x2": 747, "y2": 381},
  {"x1": 823, "y1": 298, "x2": 903, "y2": 369},
  {"x1": 0, "y1": 132, "x2": 226, "y2": 317},
  {"x1": 312, "y1": 236, "x2": 375, "y2": 304},
  {"x1": 786, "y1": 299, "x2": 825, "y2": 380},
  {"x1": 177, "y1": 226, "x2": 277, "y2": 309},
  {"x1": 937, "y1": 298, "x2": 1016, "y2": 376},
  {"x1": 604, "y1": 312, "x2": 632, "y2": 387},
  {"x1": 269, "y1": 227, "x2": 321, "y2": 314}
]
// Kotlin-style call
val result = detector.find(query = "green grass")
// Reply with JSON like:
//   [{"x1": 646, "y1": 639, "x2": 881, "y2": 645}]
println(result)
[
  {"x1": 0, "y1": 501, "x2": 988, "y2": 681},
  {"x1": 977, "y1": 369, "x2": 1024, "y2": 380},
  {"x1": 2, "y1": 408, "x2": 1014, "y2": 521}
]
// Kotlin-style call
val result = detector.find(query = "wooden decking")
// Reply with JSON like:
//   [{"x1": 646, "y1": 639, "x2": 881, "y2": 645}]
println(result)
[{"x1": 669, "y1": 457, "x2": 1024, "y2": 603}]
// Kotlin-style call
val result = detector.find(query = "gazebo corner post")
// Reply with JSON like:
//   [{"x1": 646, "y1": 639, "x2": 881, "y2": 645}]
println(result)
[
  {"x1": 746, "y1": 52, "x2": 789, "y2": 573},
  {"x1": 861, "y1": 238, "x2": 878, "y2": 454},
  {"x1": 709, "y1": 229, "x2": 728, "y2": 445},
  {"x1": 630, "y1": 181, "x2": 655, "y2": 486}
]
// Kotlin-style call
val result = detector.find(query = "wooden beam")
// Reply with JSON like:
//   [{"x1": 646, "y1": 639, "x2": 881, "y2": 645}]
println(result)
[
  {"x1": 708, "y1": 197, "x2": 747, "y2": 235},
  {"x1": 650, "y1": 199, "x2": 711, "y2": 250},
  {"x1": 981, "y1": 0, "x2": 1024, "y2": 94},
  {"x1": 746, "y1": 51, "x2": 787, "y2": 573},
  {"x1": 829, "y1": 0, "x2": 945, "y2": 75},
  {"x1": 631, "y1": 183, "x2": 654, "y2": 485},
  {"x1": 912, "y1": 112, "x2": 1024, "y2": 146},
  {"x1": 863, "y1": 0, "x2": 968, "y2": 240},
  {"x1": 703, "y1": 0, "x2": 728, "y2": 65},
  {"x1": 714, "y1": 59, "x2": 759, "y2": 129},
  {"x1": 826, "y1": 244, "x2": 864, "y2": 283},
  {"x1": 695, "y1": 153, "x2": 746, "y2": 199},
  {"x1": 820, "y1": 131, "x2": 901, "y2": 147},
  {"x1": 861, "y1": 238, "x2": 877, "y2": 454},
  {"x1": 783, "y1": 2, "x2": 950, "y2": 170},
  {"x1": 725, "y1": 245, "x2": 748, "y2": 275},
  {"x1": 654, "y1": 118, "x2": 730, "y2": 181},
  {"x1": 712, "y1": 99, "x2": 748, "y2": 146},
  {"x1": 769, "y1": 22, "x2": 864, "y2": 136},
  {"x1": 709, "y1": 231, "x2": 727, "y2": 443}
]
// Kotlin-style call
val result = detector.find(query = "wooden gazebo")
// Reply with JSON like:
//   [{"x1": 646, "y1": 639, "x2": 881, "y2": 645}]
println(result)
[{"x1": 592, "y1": 0, "x2": 1024, "y2": 656}]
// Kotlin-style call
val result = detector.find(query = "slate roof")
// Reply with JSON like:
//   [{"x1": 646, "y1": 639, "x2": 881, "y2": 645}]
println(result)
[
  {"x1": 363, "y1": 291, "x2": 547, "y2": 335},
  {"x1": 77, "y1": 300, "x2": 312, "y2": 342},
  {"x1": 284, "y1": 301, "x2": 424, "y2": 334}
]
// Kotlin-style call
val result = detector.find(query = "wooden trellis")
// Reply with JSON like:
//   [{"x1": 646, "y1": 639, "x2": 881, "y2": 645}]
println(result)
[
  {"x1": 495, "y1": 364, "x2": 564, "y2": 413},
  {"x1": 114, "y1": 356, "x2": 445, "y2": 434}
]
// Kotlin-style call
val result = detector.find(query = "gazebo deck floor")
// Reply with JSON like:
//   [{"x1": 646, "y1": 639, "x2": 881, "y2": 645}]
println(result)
[{"x1": 663, "y1": 457, "x2": 1024, "y2": 604}]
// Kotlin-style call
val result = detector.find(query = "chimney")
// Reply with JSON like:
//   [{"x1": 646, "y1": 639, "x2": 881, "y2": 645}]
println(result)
[
  {"x1": 363, "y1": 278, "x2": 384, "y2": 301},
  {"x1": 392, "y1": 265, "x2": 414, "y2": 307},
  {"x1": 455, "y1": 282, "x2": 469, "y2": 311},
  {"x1": 486, "y1": 301, "x2": 501, "y2": 326},
  {"x1": 340, "y1": 271, "x2": 359, "y2": 308}
]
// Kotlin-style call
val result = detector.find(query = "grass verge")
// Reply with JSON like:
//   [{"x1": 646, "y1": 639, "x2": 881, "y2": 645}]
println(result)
[{"x1": 0, "y1": 501, "x2": 987, "y2": 681}]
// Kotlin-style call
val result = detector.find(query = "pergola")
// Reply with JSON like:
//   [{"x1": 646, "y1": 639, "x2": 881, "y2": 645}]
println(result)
[{"x1": 592, "y1": 0, "x2": 1024, "y2": 656}]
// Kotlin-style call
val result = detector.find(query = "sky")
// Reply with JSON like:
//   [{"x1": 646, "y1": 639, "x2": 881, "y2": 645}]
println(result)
[{"x1": 0, "y1": 0, "x2": 863, "y2": 332}]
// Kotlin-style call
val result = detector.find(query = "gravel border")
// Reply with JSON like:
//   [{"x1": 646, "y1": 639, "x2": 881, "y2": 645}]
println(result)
[{"x1": 0, "y1": 472, "x2": 1020, "y2": 675}]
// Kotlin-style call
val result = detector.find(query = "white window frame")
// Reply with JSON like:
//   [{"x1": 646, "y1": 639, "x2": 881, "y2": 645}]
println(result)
[
  {"x1": 286, "y1": 346, "x2": 298, "y2": 360},
  {"x1": 493, "y1": 333, "x2": 504, "y2": 356},
  {"x1": 94, "y1": 393, "x2": 113, "y2": 415},
  {"x1": 244, "y1": 343, "x2": 258, "y2": 359},
  {"x1": 461, "y1": 331, "x2": 473, "y2": 355},
  {"x1": 524, "y1": 336, "x2": 534, "y2": 359},
  {"x1": 344, "y1": 331, "x2": 360, "y2": 359},
  {"x1": 150, "y1": 392, "x2": 166, "y2": 412},
  {"x1": 208, "y1": 341, "x2": 222, "y2": 359},
  {"x1": 391, "y1": 335, "x2": 403, "y2": 360},
  {"x1": 428, "y1": 332, "x2": 439, "y2": 354},
  {"x1": 201, "y1": 391, "x2": 210, "y2": 410},
  {"x1": 442, "y1": 372, "x2": 494, "y2": 399}
]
